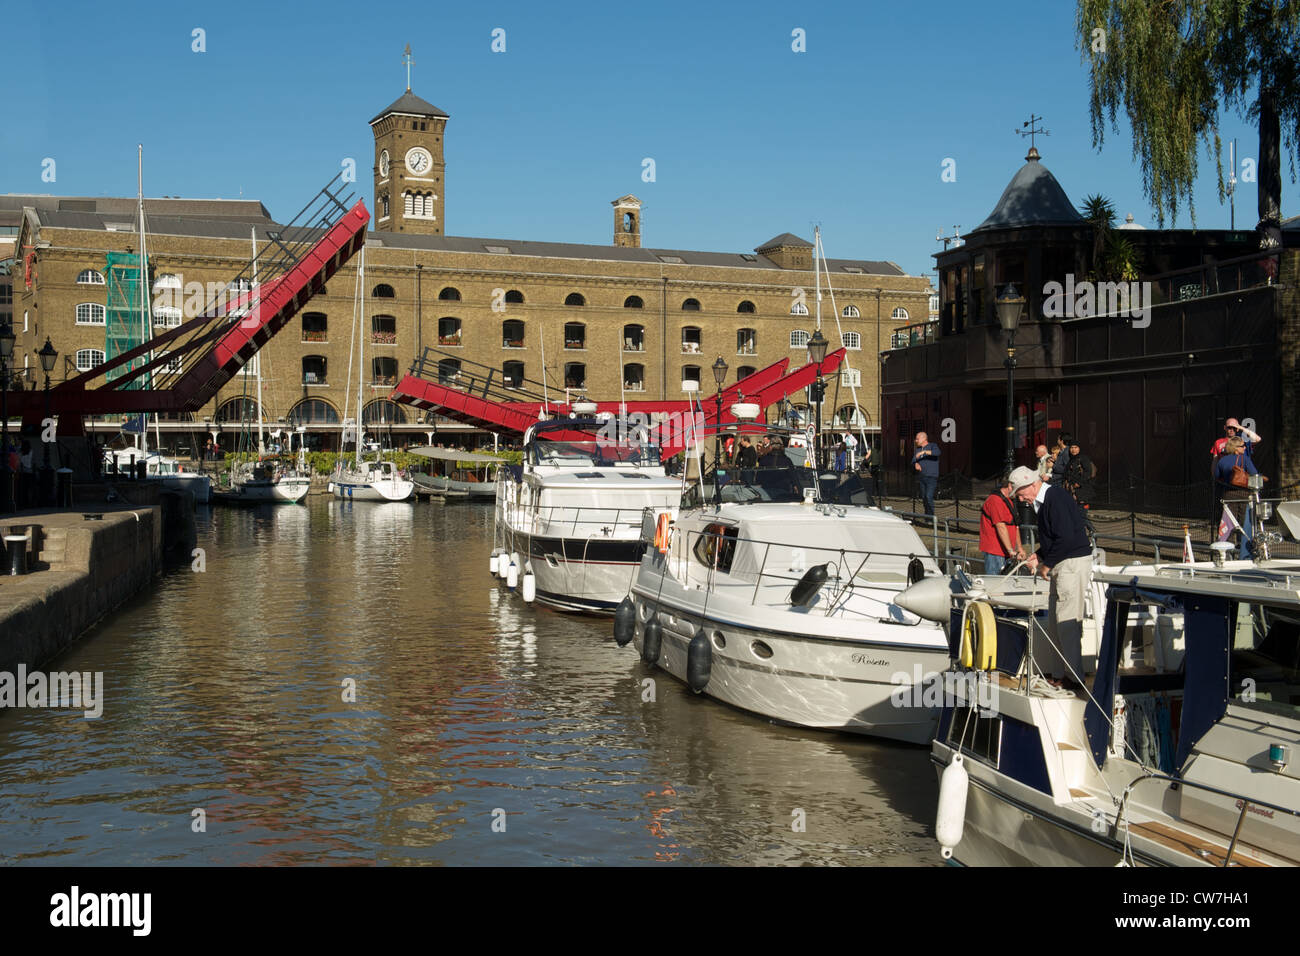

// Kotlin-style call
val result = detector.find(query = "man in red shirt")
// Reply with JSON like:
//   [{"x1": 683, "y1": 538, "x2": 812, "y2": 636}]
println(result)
[{"x1": 979, "y1": 474, "x2": 1024, "y2": 575}]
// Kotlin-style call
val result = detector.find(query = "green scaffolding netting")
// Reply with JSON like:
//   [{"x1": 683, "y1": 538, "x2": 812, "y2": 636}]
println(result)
[{"x1": 104, "y1": 252, "x2": 150, "y2": 389}]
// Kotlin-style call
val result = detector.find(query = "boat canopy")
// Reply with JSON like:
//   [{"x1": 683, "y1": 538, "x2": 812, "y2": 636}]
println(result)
[
  {"x1": 727, "y1": 515, "x2": 938, "y2": 582},
  {"x1": 407, "y1": 446, "x2": 506, "y2": 464}
]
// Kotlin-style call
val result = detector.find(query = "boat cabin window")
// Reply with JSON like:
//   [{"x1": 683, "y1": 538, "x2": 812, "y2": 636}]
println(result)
[
  {"x1": 946, "y1": 704, "x2": 1001, "y2": 766},
  {"x1": 693, "y1": 523, "x2": 739, "y2": 573},
  {"x1": 1231, "y1": 604, "x2": 1300, "y2": 720}
]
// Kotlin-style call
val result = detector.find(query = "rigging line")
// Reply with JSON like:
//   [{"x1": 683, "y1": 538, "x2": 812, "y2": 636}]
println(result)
[{"x1": 818, "y1": 230, "x2": 871, "y2": 453}]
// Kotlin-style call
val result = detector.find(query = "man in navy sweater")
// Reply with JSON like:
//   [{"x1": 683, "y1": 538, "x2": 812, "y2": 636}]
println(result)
[
  {"x1": 1010, "y1": 465, "x2": 1092, "y2": 691},
  {"x1": 912, "y1": 431, "x2": 941, "y2": 516}
]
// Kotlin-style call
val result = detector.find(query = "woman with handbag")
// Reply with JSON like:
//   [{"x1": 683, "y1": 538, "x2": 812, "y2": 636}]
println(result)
[{"x1": 1214, "y1": 437, "x2": 1260, "y2": 557}]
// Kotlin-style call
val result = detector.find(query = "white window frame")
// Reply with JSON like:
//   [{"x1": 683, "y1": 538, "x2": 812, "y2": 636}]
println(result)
[
  {"x1": 77, "y1": 269, "x2": 105, "y2": 285},
  {"x1": 791, "y1": 302, "x2": 809, "y2": 316},
  {"x1": 153, "y1": 274, "x2": 182, "y2": 293},
  {"x1": 891, "y1": 307, "x2": 909, "y2": 321},
  {"x1": 153, "y1": 306, "x2": 183, "y2": 328},
  {"x1": 842, "y1": 305, "x2": 859, "y2": 318},
  {"x1": 76, "y1": 348, "x2": 105, "y2": 371},
  {"x1": 842, "y1": 331, "x2": 861, "y2": 350},
  {"x1": 789, "y1": 329, "x2": 810, "y2": 349},
  {"x1": 840, "y1": 368, "x2": 861, "y2": 387},
  {"x1": 76, "y1": 302, "x2": 106, "y2": 325}
]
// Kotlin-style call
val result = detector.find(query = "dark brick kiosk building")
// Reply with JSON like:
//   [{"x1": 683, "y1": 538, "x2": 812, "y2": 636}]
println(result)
[{"x1": 880, "y1": 146, "x2": 1300, "y2": 515}]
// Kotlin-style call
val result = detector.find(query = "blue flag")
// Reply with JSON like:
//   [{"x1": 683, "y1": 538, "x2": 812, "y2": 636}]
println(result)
[{"x1": 122, "y1": 415, "x2": 146, "y2": 434}]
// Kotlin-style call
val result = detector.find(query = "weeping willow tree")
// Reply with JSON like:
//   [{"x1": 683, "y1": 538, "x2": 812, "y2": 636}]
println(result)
[{"x1": 1077, "y1": 1, "x2": 1300, "y2": 245}]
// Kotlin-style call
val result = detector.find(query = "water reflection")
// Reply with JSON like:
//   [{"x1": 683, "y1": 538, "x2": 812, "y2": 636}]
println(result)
[{"x1": 0, "y1": 499, "x2": 938, "y2": 865}]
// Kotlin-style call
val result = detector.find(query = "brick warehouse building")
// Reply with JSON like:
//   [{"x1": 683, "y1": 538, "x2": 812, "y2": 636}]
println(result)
[
  {"x1": 881, "y1": 146, "x2": 1300, "y2": 514},
  {"x1": 3, "y1": 87, "x2": 928, "y2": 453}
]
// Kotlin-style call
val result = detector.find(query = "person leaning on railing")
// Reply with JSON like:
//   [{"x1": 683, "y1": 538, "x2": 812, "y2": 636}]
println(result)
[{"x1": 1214, "y1": 436, "x2": 1260, "y2": 558}]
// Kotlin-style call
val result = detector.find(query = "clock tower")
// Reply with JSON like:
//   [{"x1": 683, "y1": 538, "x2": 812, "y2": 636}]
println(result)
[{"x1": 370, "y1": 74, "x2": 448, "y2": 235}]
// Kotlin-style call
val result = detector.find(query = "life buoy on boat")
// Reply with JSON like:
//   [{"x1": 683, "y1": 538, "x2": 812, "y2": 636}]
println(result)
[
  {"x1": 653, "y1": 513, "x2": 672, "y2": 553},
  {"x1": 960, "y1": 601, "x2": 997, "y2": 671}
]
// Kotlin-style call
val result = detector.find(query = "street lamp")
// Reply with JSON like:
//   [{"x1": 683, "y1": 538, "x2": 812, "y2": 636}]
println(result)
[
  {"x1": 37, "y1": 337, "x2": 57, "y2": 505},
  {"x1": 807, "y1": 329, "x2": 829, "y2": 469},
  {"x1": 996, "y1": 282, "x2": 1026, "y2": 475},
  {"x1": 0, "y1": 321, "x2": 14, "y2": 513},
  {"x1": 711, "y1": 355, "x2": 728, "y2": 505}
]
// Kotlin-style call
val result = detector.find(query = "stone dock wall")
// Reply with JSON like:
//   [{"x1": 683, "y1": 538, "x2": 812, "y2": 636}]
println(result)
[{"x1": 0, "y1": 507, "x2": 162, "y2": 673}]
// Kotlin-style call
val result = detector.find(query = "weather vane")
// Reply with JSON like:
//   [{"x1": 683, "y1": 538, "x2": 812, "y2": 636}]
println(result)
[
  {"x1": 403, "y1": 44, "x2": 414, "y2": 92},
  {"x1": 1016, "y1": 114, "x2": 1050, "y2": 149}
]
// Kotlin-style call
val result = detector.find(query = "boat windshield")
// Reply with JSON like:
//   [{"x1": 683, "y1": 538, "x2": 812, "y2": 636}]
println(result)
[
  {"x1": 682, "y1": 464, "x2": 875, "y2": 508},
  {"x1": 1232, "y1": 604, "x2": 1300, "y2": 720},
  {"x1": 530, "y1": 438, "x2": 661, "y2": 468}
]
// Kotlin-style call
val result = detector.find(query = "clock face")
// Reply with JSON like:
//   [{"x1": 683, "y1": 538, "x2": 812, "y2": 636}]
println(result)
[
  {"x1": 379, "y1": 150, "x2": 390, "y2": 177},
  {"x1": 405, "y1": 147, "x2": 432, "y2": 175}
]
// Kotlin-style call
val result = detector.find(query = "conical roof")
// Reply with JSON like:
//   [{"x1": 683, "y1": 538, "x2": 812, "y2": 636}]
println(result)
[
  {"x1": 370, "y1": 90, "x2": 449, "y2": 124},
  {"x1": 971, "y1": 148, "x2": 1082, "y2": 233}
]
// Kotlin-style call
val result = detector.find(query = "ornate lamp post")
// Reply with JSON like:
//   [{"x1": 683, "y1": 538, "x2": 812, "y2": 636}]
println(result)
[
  {"x1": 711, "y1": 355, "x2": 728, "y2": 505},
  {"x1": 996, "y1": 283, "x2": 1026, "y2": 476},
  {"x1": 0, "y1": 321, "x2": 14, "y2": 513},
  {"x1": 37, "y1": 337, "x2": 57, "y2": 505},
  {"x1": 807, "y1": 329, "x2": 829, "y2": 469}
]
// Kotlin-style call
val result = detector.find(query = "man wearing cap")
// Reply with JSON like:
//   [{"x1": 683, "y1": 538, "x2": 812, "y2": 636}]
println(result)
[{"x1": 1010, "y1": 465, "x2": 1092, "y2": 691}]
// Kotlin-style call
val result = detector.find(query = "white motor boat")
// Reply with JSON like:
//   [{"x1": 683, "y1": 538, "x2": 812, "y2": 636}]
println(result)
[
  {"x1": 328, "y1": 459, "x2": 414, "y2": 502},
  {"x1": 103, "y1": 447, "x2": 212, "y2": 504},
  {"x1": 218, "y1": 461, "x2": 311, "y2": 504},
  {"x1": 495, "y1": 418, "x2": 681, "y2": 614},
  {"x1": 619, "y1": 452, "x2": 951, "y2": 745},
  {"x1": 923, "y1": 556, "x2": 1300, "y2": 866}
]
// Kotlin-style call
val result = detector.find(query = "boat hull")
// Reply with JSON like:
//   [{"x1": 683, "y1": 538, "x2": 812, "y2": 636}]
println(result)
[
  {"x1": 631, "y1": 589, "x2": 946, "y2": 744},
  {"x1": 218, "y1": 477, "x2": 311, "y2": 504},
  {"x1": 329, "y1": 478, "x2": 414, "y2": 502},
  {"x1": 502, "y1": 531, "x2": 642, "y2": 614}
]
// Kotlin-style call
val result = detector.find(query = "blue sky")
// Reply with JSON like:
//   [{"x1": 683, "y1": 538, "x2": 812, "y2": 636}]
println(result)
[{"x1": 3, "y1": 0, "x2": 1274, "y2": 280}]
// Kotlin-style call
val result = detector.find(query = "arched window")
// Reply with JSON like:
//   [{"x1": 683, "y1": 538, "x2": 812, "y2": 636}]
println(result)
[
  {"x1": 372, "y1": 284, "x2": 395, "y2": 298},
  {"x1": 76, "y1": 303, "x2": 106, "y2": 325},
  {"x1": 624, "y1": 363, "x2": 645, "y2": 391},
  {"x1": 791, "y1": 302, "x2": 809, "y2": 316},
  {"x1": 363, "y1": 399, "x2": 407, "y2": 424},
  {"x1": 502, "y1": 319, "x2": 525, "y2": 348},
  {"x1": 302, "y1": 312, "x2": 328, "y2": 342},
  {"x1": 681, "y1": 326, "x2": 702, "y2": 353},
  {"x1": 371, "y1": 314, "x2": 397, "y2": 345},
  {"x1": 505, "y1": 289, "x2": 524, "y2": 304},
  {"x1": 152, "y1": 274, "x2": 182, "y2": 293},
  {"x1": 736, "y1": 365, "x2": 757, "y2": 381},
  {"x1": 371, "y1": 357, "x2": 398, "y2": 386},
  {"x1": 438, "y1": 316, "x2": 461, "y2": 346},
  {"x1": 624, "y1": 295, "x2": 644, "y2": 309},
  {"x1": 76, "y1": 269, "x2": 105, "y2": 285},
  {"x1": 737, "y1": 328, "x2": 757, "y2": 355},
  {"x1": 502, "y1": 360, "x2": 525, "y2": 389},
  {"x1": 564, "y1": 362, "x2": 586, "y2": 389},
  {"x1": 623, "y1": 324, "x2": 644, "y2": 352},
  {"x1": 842, "y1": 305, "x2": 860, "y2": 318},
  {"x1": 836, "y1": 404, "x2": 865, "y2": 427},
  {"x1": 437, "y1": 358, "x2": 461, "y2": 385},
  {"x1": 681, "y1": 365, "x2": 701, "y2": 390},
  {"x1": 891, "y1": 307, "x2": 909, "y2": 321},
  {"x1": 215, "y1": 397, "x2": 260, "y2": 423},
  {"x1": 75, "y1": 348, "x2": 105, "y2": 371},
  {"x1": 287, "y1": 398, "x2": 339, "y2": 424},
  {"x1": 302, "y1": 355, "x2": 327, "y2": 384},
  {"x1": 403, "y1": 192, "x2": 414, "y2": 217},
  {"x1": 564, "y1": 292, "x2": 586, "y2": 306},
  {"x1": 681, "y1": 298, "x2": 701, "y2": 311},
  {"x1": 842, "y1": 331, "x2": 861, "y2": 350},
  {"x1": 439, "y1": 287, "x2": 461, "y2": 301},
  {"x1": 737, "y1": 300, "x2": 756, "y2": 314},
  {"x1": 381, "y1": 194, "x2": 390, "y2": 218},
  {"x1": 564, "y1": 322, "x2": 585, "y2": 349},
  {"x1": 790, "y1": 330, "x2": 810, "y2": 349}
]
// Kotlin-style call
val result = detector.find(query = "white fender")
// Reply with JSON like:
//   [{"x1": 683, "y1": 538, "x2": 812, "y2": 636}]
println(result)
[
  {"x1": 490, "y1": 549, "x2": 502, "y2": 574},
  {"x1": 506, "y1": 557, "x2": 519, "y2": 589},
  {"x1": 522, "y1": 564, "x2": 536, "y2": 602},
  {"x1": 936, "y1": 753, "x2": 969, "y2": 859},
  {"x1": 497, "y1": 551, "x2": 510, "y2": 579}
]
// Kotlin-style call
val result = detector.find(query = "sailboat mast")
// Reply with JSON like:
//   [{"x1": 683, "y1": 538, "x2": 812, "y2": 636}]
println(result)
[
  {"x1": 356, "y1": 246, "x2": 364, "y2": 471},
  {"x1": 137, "y1": 145, "x2": 153, "y2": 455},
  {"x1": 251, "y1": 227, "x2": 265, "y2": 455}
]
